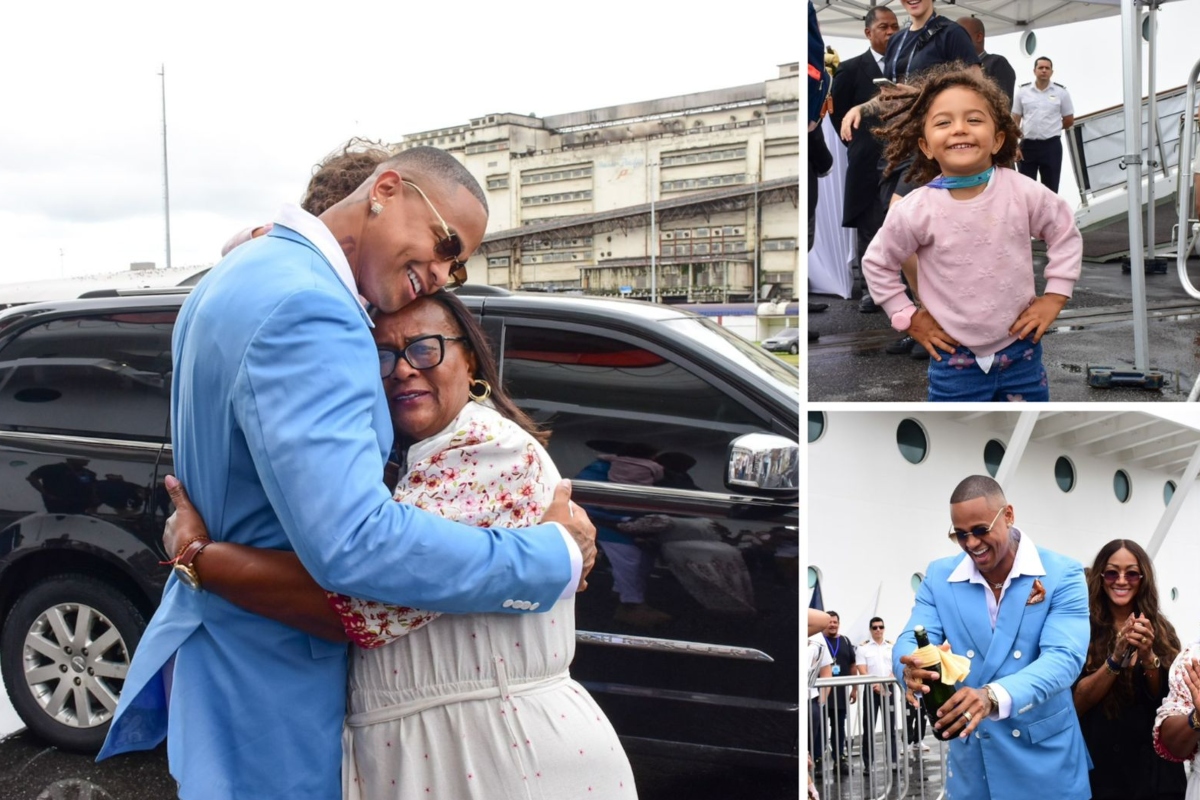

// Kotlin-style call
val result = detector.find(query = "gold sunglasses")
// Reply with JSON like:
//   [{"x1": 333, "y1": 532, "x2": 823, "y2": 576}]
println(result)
[{"x1": 402, "y1": 180, "x2": 468, "y2": 288}]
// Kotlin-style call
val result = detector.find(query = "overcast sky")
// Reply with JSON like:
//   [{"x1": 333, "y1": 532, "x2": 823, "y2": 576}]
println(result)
[
  {"x1": 822, "y1": 0, "x2": 1200, "y2": 211},
  {"x1": 0, "y1": 0, "x2": 799, "y2": 285}
]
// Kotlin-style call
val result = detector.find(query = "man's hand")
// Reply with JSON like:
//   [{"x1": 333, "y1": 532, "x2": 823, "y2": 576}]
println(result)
[
  {"x1": 541, "y1": 480, "x2": 597, "y2": 592},
  {"x1": 840, "y1": 105, "x2": 863, "y2": 141},
  {"x1": 1009, "y1": 293, "x2": 1068, "y2": 343},
  {"x1": 850, "y1": 686, "x2": 858, "y2": 704},
  {"x1": 932, "y1": 685, "x2": 994, "y2": 739},
  {"x1": 897, "y1": 652, "x2": 941, "y2": 708},
  {"x1": 909, "y1": 308, "x2": 959, "y2": 361},
  {"x1": 162, "y1": 474, "x2": 210, "y2": 559}
]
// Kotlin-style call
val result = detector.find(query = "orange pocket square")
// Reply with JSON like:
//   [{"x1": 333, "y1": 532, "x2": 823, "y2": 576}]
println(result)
[{"x1": 1026, "y1": 579, "x2": 1046, "y2": 605}]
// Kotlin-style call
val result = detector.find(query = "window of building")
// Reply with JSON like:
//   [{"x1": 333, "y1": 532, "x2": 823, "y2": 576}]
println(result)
[
  {"x1": 895, "y1": 419, "x2": 928, "y2": 464},
  {"x1": 1164, "y1": 480, "x2": 1177, "y2": 506},
  {"x1": 983, "y1": 439, "x2": 1006, "y2": 477},
  {"x1": 0, "y1": 311, "x2": 176, "y2": 443},
  {"x1": 487, "y1": 175, "x2": 509, "y2": 190},
  {"x1": 762, "y1": 239, "x2": 798, "y2": 251},
  {"x1": 808, "y1": 411, "x2": 825, "y2": 443},
  {"x1": 1113, "y1": 469, "x2": 1131, "y2": 503},
  {"x1": 1054, "y1": 456, "x2": 1076, "y2": 493}
]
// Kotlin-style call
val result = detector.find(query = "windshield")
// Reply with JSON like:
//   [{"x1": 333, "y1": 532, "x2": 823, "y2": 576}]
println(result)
[{"x1": 661, "y1": 316, "x2": 799, "y2": 397}]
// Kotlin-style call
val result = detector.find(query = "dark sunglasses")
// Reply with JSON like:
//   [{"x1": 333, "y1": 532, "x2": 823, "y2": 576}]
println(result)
[
  {"x1": 378, "y1": 334, "x2": 467, "y2": 377},
  {"x1": 870, "y1": 625, "x2": 885, "y2": 630},
  {"x1": 1101, "y1": 569, "x2": 1142, "y2": 585},
  {"x1": 947, "y1": 505, "x2": 1006, "y2": 542},
  {"x1": 402, "y1": 180, "x2": 468, "y2": 288}
]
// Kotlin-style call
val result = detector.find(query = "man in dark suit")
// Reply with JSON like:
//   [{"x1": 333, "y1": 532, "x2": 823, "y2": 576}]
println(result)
[
  {"x1": 957, "y1": 16, "x2": 1016, "y2": 103},
  {"x1": 830, "y1": 6, "x2": 898, "y2": 312}
]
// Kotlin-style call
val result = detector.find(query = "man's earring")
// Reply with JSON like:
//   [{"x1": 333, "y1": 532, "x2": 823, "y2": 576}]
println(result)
[{"x1": 369, "y1": 198, "x2": 384, "y2": 216}]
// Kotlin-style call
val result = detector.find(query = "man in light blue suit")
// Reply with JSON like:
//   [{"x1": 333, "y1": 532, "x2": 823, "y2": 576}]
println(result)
[
  {"x1": 97, "y1": 147, "x2": 595, "y2": 799},
  {"x1": 894, "y1": 475, "x2": 1090, "y2": 800}
]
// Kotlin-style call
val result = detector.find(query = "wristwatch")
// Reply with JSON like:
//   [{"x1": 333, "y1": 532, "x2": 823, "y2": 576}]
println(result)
[
  {"x1": 1142, "y1": 654, "x2": 1162, "y2": 670},
  {"x1": 984, "y1": 684, "x2": 1000, "y2": 715},
  {"x1": 174, "y1": 538, "x2": 212, "y2": 590}
]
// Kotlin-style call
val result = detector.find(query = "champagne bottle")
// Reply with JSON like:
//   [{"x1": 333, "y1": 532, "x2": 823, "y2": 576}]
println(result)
[{"x1": 913, "y1": 625, "x2": 959, "y2": 741}]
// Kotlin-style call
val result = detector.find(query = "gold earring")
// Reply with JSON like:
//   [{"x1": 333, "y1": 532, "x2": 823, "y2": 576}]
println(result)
[
  {"x1": 369, "y1": 198, "x2": 384, "y2": 215},
  {"x1": 468, "y1": 379, "x2": 492, "y2": 403}
]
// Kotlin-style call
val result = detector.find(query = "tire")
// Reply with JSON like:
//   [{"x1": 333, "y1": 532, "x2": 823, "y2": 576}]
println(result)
[
  {"x1": 789, "y1": 342, "x2": 799, "y2": 355},
  {"x1": 1, "y1": 573, "x2": 146, "y2": 752}
]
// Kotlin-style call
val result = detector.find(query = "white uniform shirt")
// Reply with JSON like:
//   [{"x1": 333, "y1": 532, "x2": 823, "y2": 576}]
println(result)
[
  {"x1": 1012, "y1": 82, "x2": 1075, "y2": 141},
  {"x1": 855, "y1": 638, "x2": 895, "y2": 679},
  {"x1": 808, "y1": 635, "x2": 834, "y2": 700}
]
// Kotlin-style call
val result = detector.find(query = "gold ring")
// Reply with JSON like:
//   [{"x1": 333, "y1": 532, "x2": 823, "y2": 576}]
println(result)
[{"x1": 963, "y1": 711, "x2": 973, "y2": 722}]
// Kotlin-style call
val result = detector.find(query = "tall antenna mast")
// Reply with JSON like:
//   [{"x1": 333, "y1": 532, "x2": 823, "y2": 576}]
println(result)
[{"x1": 159, "y1": 64, "x2": 172, "y2": 270}]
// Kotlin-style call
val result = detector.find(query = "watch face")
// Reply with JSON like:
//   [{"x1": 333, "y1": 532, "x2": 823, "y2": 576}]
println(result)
[{"x1": 174, "y1": 563, "x2": 200, "y2": 590}]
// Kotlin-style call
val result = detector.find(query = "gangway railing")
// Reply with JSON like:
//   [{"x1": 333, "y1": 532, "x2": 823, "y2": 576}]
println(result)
[{"x1": 1175, "y1": 58, "x2": 1200, "y2": 401}]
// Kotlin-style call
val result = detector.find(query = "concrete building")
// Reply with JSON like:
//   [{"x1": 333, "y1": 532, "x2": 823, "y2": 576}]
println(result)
[{"x1": 397, "y1": 64, "x2": 800, "y2": 303}]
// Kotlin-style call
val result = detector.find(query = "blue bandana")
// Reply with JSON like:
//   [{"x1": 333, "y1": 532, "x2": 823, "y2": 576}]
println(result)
[{"x1": 927, "y1": 166, "x2": 994, "y2": 190}]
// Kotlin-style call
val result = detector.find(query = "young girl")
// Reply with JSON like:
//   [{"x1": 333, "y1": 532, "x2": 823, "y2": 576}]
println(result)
[{"x1": 861, "y1": 65, "x2": 1083, "y2": 402}]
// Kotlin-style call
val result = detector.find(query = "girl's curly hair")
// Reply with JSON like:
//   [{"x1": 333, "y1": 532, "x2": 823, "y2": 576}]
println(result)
[
  {"x1": 874, "y1": 63, "x2": 1023, "y2": 185},
  {"x1": 301, "y1": 137, "x2": 395, "y2": 216}
]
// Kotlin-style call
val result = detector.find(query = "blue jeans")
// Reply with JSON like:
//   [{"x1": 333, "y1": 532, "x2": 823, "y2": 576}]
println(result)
[{"x1": 927, "y1": 339, "x2": 1049, "y2": 402}]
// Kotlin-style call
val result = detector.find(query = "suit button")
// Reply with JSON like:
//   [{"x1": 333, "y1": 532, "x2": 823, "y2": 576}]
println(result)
[
  {"x1": 520, "y1": 600, "x2": 532, "y2": 610},
  {"x1": 966, "y1": 650, "x2": 975, "y2": 658},
  {"x1": 530, "y1": 602, "x2": 540, "y2": 610},
  {"x1": 503, "y1": 599, "x2": 514, "y2": 608},
  {"x1": 1013, "y1": 650, "x2": 1022, "y2": 659},
  {"x1": 1012, "y1": 730, "x2": 1021, "y2": 738},
  {"x1": 974, "y1": 732, "x2": 981, "y2": 739}
]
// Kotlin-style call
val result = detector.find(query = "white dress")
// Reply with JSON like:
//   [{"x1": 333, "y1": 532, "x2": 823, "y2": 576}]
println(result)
[{"x1": 333, "y1": 401, "x2": 637, "y2": 800}]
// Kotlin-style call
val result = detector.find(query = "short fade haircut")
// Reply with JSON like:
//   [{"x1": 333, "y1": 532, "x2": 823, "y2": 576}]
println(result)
[
  {"x1": 957, "y1": 16, "x2": 984, "y2": 37},
  {"x1": 380, "y1": 146, "x2": 488, "y2": 214},
  {"x1": 870, "y1": 616, "x2": 884, "y2": 626},
  {"x1": 865, "y1": 6, "x2": 894, "y2": 27},
  {"x1": 950, "y1": 475, "x2": 1007, "y2": 507},
  {"x1": 827, "y1": 610, "x2": 840, "y2": 620},
  {"x1": 1035, "y1": 56, "x2": 1053, "y2": 68}
]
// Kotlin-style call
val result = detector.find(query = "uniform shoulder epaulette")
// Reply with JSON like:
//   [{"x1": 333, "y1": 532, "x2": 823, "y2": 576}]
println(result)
[
  {"x1": 885, "y1": 638, "x2": 894, "y2": 645},
  {"x1": 860, "y1": 639, "x2": 871, "y2": 646},
  {"x1": 1019, "y1": 81, "x2": 1032, "y2": 87},
  {"x1": 1053, "y1": 82, "x2": 1066, "y2": 89}
]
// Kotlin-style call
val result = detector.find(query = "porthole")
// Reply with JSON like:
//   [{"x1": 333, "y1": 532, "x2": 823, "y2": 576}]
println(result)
[
  {"x1": 1054, "y1": 456, "x2": 1075, "y2": 493},
  {"x1": 983, "y1": 439, "x2": 1006, "y2": 477},
  {"x1": 1171, "y1": 587, "x2": 1179, "y2": 601},
  {"x1": 808, "y1": 566, "x2": 821, "y2": 590},
  {"x1": 896, "y1": 419, "x2": 929, "y2": 465},
  {"x1": 1113, "y1": 469, "x2": 1131, "y2": 503},
  {"x1": 1164, "y1": 480, "x2": 1176, "y2": 506},
  {"x1": 911, "y1": 573, "x2": 925, "y2": 592},
  {"x1": 808, "y1": 411, "x2": 826, "y2": 443}
]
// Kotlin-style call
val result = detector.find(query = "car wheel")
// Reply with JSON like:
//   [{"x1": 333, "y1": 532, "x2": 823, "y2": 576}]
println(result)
[
  {"x1": 789, "y1": 342, "x2": 799, "y2": 355},
  {"x1": 1, "y1": 573, "x2": 146, "y2": 752}
]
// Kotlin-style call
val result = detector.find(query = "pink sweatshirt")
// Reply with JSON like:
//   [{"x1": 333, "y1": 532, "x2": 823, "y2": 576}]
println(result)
[{"x1": 861, "y1": 167, "x2": 1082, "y2": 357}]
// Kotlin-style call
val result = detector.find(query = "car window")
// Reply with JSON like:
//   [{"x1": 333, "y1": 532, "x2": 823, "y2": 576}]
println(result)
[
  {"x1": 501, "y1": 324, "x2": 770, "y2": 492},
  {"x1": 0, "y1": 311, "x2": 176, "y2": 443}
]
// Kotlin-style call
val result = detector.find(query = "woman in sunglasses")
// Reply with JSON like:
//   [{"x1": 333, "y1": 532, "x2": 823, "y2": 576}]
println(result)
[{"x1": 1073, "y1": 540, "x2": 1185, "y2": 800}]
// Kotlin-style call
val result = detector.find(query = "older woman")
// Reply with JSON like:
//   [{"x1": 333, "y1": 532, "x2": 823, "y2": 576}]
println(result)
[
  {"x1": 162, "y1": 292, "x2": 635, "y2": 799},
  {"x1": 1155, "y1": 642, "x2": 1200, "y2": 800},
  {"x1": 1074, "y1": 540, "x2": 1185, "y2": 800}
]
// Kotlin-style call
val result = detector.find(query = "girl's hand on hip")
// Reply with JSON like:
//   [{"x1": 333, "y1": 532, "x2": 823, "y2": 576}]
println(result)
[
  {"x1": 1009, "y1": 293, "x2": 1069, "y2": 343},
  {"x1": 910, "y1": 309, "x2": 959, "y2": 361}
]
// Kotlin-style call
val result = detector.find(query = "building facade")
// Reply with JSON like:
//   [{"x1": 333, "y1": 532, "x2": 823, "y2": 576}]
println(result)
[{"x1": 397, "y1": 64, "x2": 800, "y2": 302}]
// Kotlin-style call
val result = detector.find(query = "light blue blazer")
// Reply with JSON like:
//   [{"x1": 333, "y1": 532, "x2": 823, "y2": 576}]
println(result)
[
  {"x1": 98, "y1": 226, "x2": 573, "y2": 799},
  {"x1": 893, "y1": 545, "x2": 1091, "y2": 800}
]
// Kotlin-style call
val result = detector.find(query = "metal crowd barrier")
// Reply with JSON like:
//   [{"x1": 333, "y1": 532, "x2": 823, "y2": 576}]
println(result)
[{"x1": 808, "y1": 674, "x2": 947, "y2": 800}]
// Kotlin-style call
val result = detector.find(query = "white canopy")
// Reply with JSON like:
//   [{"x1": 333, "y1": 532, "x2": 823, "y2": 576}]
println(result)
[{"x1": 813, "y1": 0, "x2": 1151, "y2": 39}]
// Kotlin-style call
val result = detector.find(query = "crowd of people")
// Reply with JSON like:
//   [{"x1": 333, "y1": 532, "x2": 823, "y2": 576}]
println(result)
[
  {"x1": 807, "y1": 1, "x2": 1083, "y2": 401},
  {"x1": 807, "y1": 475, "x2": 1200, "y2": 800}
]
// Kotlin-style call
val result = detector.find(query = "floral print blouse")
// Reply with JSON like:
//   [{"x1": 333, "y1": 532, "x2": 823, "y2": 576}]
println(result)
[
  {"x1": 326, "y1": 401, "x2": 554, "y2": 649},
  {"x1": 1153, "y1": 641, "x2": 1200, "y2": 764}
]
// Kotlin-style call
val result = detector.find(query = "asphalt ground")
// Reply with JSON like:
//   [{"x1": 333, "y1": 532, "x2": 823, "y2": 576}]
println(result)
[
  {"x1": 0, "y1": 728, "x2": 798, "y2": 800},
  {"x1": 807, "y1": 255, "x2": 1200, "y2": 402}
]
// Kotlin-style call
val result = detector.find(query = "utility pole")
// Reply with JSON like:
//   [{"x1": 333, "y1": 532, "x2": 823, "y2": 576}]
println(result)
[
  {"x1": 159, "y1": 64, "x2": 172, "y2": 270},
  {"x1": 648, "y1": 160, "x2": 658, "y2": 303}
]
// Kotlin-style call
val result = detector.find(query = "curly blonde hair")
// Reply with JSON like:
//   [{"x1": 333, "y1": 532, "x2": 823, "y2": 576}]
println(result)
[
  {"x1": 875, "y1": 63, "x2": 1023, "y2": 185},
  {"x1": 301, "y1": 137, "x2": 394, "y2": 216}
]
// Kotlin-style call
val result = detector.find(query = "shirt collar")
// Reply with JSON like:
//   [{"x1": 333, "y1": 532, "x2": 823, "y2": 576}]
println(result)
[
  {"x1": 271, "y1": 204, "x2": 373, "y2": 326},
  {"x1": 946, "y1": 525, "x2": 1046, "y2": 584}
]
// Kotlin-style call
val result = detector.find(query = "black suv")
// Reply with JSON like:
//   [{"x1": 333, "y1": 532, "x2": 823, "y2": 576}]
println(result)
[{"x1": 0, "y1": 288, "x2": 799, "y2": 769}]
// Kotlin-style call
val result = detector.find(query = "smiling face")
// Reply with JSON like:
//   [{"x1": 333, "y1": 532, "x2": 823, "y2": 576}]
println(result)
[
  {"x1": 374, "y1": 297, "x2": 477, "y2": 443},
  {"x1": 902, "y1": 0, "x2": 934, "y2": 26},
  {"x1": 1102, "y1": 547, "x2": 1142, "y2": 610},
  {"x1": 825, "y1": 615, "x2": 840, "y2": 638},
  {"x1": 949, "y1": 495, "x2": 1015, "y2": 578},
  {"x1": 356, "y1": 174, "x2": 486, "y2": 314},
  {"x1": 918, "y1": 85, "x2": 1005, "y2": 177}
]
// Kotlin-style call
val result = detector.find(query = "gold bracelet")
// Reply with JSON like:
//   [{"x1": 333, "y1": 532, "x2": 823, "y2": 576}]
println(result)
[{"x1": 1189, "y1": 709, "x2": 1200, "y2": 732}]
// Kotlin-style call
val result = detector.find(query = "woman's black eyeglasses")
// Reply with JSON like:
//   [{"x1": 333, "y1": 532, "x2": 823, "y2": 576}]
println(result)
[
  {"x1": 402, "y1": 180, "x2": 468, "y2": 288},
  {"x1": 1101, "y1": 569, "x2": 1143, "y2": 585},
  {"x1": 378, "y1": 334, "x2": 467, "y2": 377},
  {"x1": 947, "y1": 505, "x2": 1006, "y2": 542}
]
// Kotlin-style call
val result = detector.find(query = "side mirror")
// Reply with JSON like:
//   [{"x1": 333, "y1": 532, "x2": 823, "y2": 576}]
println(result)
[{"x1": 727, "y1": 433, "x2": 798, "y2": 494}]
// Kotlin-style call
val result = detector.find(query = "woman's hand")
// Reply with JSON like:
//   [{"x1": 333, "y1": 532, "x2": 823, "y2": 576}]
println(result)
[
  {"x1": 840, "y1": 105, "x2": 863, "y2": 141},
  {"x1": 1129, "y1": 614, "x2": 1156, "y2": 664},
  {"x1": 1182, "y1": 656, "x2": 1200, "y2": 710}
]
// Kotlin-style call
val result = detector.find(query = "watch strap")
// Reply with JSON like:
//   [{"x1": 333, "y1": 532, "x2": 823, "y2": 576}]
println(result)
[{"x1": 176, "y1": 537, "x2": 211, "y2": 569}]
